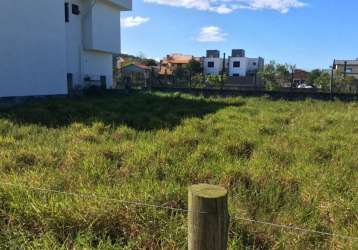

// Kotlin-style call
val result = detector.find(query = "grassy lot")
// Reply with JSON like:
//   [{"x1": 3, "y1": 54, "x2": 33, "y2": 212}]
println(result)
[{"x1": 0, "y1": 91, "x2": 357, "y2": 249}]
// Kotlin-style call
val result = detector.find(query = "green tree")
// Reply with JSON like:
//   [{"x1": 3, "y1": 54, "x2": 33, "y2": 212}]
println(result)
[
  {"x1": 142, "y1": 59, "x2": 158, "y2": 67},
  {"x1": 186, "y1": 59, "x2": 202, "y2": 75},
  {"x1": 259, "y1": 61, "x2": 279, "y2": 90},
  {"x1": 276, "y1": 64, "x2": 290, "y2": 86},
  {"x1": 314, "y1": 71, "x2": 330, "y2": 90},
  {"x1": 308, "y1": 69, "x2": 322, "y2": 84},
  {"x1": 173, "y1": 66, "x2": 187, "y2": 85}
]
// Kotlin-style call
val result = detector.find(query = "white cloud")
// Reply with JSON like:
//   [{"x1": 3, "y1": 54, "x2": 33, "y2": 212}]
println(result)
[
  {"x1": 197, "y1": 26, "x2": 228, "y2": 42},
  {"x1": 235, "y1": 0, "x2": 306, "y2": 13},
  {"x1": 121, "y1": 16, "x2": 150, "y2": 28},
  {"x1": 143, "y1": 0, "x2": 306, "y2": 14}
]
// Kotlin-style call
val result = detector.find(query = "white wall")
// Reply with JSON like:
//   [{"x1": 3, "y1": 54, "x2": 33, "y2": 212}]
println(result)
[
  {"x1": 105, "y1": 0, "x2": 132, "y2": 10},
  {"x1": 203, "y1": 58, "x2": 223, "y2": 75},
  {"x1": 247, "y1": 58, "x2": 259, "y2": 72},
  {"x1": 0, "y1": 0, "x2": 67, "y2": 97},
  {"x1": 228, "y1": 57, "x2": 248, "y2": 77},
  {"x1": 0, "y1": 0, "x2": 126, "y2": 97},
  {"x1": 66, "y1": 0, "x2": 120, "y2": 88},
  {"x1": 66, "y1": 0, "x2": 87, "y2": 87},
  {"x1": 84, "y1": 0, "x2": 122, "y2": 54},
  {"x1": 82, "y1": 51, "x2": 113, "y2": 88}
]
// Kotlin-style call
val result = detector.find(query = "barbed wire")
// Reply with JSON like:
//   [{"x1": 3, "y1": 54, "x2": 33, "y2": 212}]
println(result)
[
  {"x1": 232, "y1": 216, "x2": 358, "y2": 241},
  {"x1": 1, "y1": 181, "x2": 357, "y2": 241},
  {"x1": 0, "y1": 182, "x2": 205, "y2": 214}
]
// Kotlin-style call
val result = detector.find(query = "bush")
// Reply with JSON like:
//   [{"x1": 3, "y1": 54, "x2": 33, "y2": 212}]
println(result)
[{"x1": 83, "y1": 85, "x2": 105, "y2": 96}]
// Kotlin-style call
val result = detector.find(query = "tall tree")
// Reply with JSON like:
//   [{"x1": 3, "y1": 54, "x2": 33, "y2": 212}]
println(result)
[
  {"x1": 314, "y1": 71, "x2": 330, "y2": 90},
  {"x1": 308, "y1": 69, "x2": 322, "y2": 84},
  {"x1": 259, "y1": 61, "x2": 278, "y2": 89},
  {"x1": 276, "y1": 64, "x2": 290, "y2": 86},
  {"x1": 186, "y1": 59, "x2": 202, "y2": 75}
]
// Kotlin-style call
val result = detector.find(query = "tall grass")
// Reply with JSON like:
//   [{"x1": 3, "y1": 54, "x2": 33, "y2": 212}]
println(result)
[{"x1": 0, "y1": 92, "x2": 357, "y2": 249}]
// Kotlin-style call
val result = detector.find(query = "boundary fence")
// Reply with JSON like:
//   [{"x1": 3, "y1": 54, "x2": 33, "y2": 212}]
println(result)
[
  {"x1": 150, "y1": 86, "x2": 358, "y2": 101},
  {"x1": 1, "y1": 181, "x2": 357, "y2": 249}
]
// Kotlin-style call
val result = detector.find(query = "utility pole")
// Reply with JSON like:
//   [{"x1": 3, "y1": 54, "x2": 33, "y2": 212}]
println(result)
[
  {"x1": 221, "y1": 53, "x2": 226, "y2": 90},
  {"x1": 330, "y1": 60, "x2": 335, "y2": 100},
  {"x1": 290, "y1": 65, "x2": 296, "y2": 89}
]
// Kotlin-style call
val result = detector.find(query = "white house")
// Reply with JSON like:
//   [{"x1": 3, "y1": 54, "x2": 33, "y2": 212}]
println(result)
[
  {"x1": 203, "y1": 50, "x2": 226, "y2": 76},
  {"x1": 228, "y1": 49, "x2": 264, "y2": 77},
  {"x1": 0, "y1": 0, "x2": 131, "y2": 98},
  {"x1": 203, "y1": 49, "x2": 264, "y2": 77}
]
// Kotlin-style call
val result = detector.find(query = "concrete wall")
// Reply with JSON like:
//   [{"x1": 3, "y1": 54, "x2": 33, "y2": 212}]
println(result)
[
  {"x1": 336, "y1": 64, "x2": 358, "y2": 79},
  {"x1": 203, "y1": 58, "x2": 223, "y2": 75},
  {"x1": 66, "y1": 0, "x2": 87, "y2": 88},
  {"x1": 0, "y1": 0, "x2": 128, "y2": 97},
  {"x1": 66, "y1": 0, "x2": 122, "y2": 88},
  {"x1": 90, "y1": 1, "x2": 122, "y2": 54},
  {"x1": 0, "y1": 0, "x2": 67, "y2": 97},
  {"x1": 228, "y1": 57, "x2": 248, "y2": 77},
  {"x1": 228, "y1": 57, "x2": 263, "y2": 77},
  {"x1": 82, "y1": 51, "x2": 113, "y2": 88}
]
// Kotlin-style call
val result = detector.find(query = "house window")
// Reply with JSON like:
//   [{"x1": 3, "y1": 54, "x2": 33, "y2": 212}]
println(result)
[
  {"x1": 65, "y1": 3, "x2": 69, "y2": 22},
  {"x1": 253, "y1": 62, "x2": 257, "y2": 66},
  {"x1": 346, "y1": 68, "x2": 353, "y2": 73},
  {"x1": 208, "y1": 62, "x2": 215, "y2": 68},
  {"x1": 72, "y1": 4, "x2": 80, "y2": 15},
  {"x1": 233, "y1": 61, "x2": 240, "y2": 68}
]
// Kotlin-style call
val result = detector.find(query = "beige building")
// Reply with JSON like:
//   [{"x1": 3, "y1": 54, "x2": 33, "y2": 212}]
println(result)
[
  {"x1": 159, "y1": 54, "x2": 200, "y2": 76},
  {"x1": 334, "y1": 59, "x2": 358, "y2": 79}
]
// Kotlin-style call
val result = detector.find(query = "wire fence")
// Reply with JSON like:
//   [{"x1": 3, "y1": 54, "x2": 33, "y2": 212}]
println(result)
[{"x1": 0, "y1": 181, "x2": 357, "y2": 242}]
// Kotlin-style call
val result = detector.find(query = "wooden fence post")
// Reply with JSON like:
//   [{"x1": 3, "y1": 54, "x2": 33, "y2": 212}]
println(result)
[{"x1": 188, "y1": 184, "x2": 229, "y2": 250}]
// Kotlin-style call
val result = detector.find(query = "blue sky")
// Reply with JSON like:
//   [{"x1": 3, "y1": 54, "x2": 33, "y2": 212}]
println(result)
[{"x1": 121, "y1": 0, "x2": 358, "y2": 70}]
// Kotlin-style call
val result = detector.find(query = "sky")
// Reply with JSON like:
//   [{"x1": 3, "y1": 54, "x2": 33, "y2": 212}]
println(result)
[{"x1": 121, "y1": 0, "x2": 358, "y2": 70}]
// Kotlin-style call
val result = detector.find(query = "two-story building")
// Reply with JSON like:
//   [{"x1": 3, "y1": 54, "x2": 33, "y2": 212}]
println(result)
[
  {"x1": 228, "y1": 50, "x2": 264, "y2": 77},
  {"x1": 203, "y1": 49, "x2": 264, "y2": 77},
  {"x1": 0, "y1": 0, "x2": 132, "y2": 98},
  {"x1": 333, "y1": 59, "x2": 358, "y2": 79},
  {"x1": 159, "y1": 54, "x2": 199, "y2": 76},
  {"x1": 203, "y1": 50, "x2": 226, "y2": 76}
]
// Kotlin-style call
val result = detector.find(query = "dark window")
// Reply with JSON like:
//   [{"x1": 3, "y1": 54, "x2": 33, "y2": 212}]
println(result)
[
  {"x1": 65, "y1": 3, "x2": 69, "y2": 22},
  {"x1": 233, "y1": 61, "x2": 240, "y2": 68},
  {"x1": 253, "y1": 62, "x2": 257, "y2": 66},
  {"x1": 208, "y1": 62, "x2": 214, "y2": 68},
  {"x1": 72, "y1": 4, "x2": 80, "y2": 15}
]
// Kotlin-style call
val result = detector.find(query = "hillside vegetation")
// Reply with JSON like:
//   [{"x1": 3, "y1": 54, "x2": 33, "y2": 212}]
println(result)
[{"x1": 0, "y1": 92, "x2": 357, "y2": 249}]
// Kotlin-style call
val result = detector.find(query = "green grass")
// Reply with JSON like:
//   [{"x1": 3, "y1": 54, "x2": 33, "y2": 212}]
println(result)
[{"x1": 0, "y1": 91, "x2": 357, "y2": 249}]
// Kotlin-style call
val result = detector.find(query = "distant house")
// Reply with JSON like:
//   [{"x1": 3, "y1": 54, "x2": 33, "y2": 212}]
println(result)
[
  {"x1": 293, "y1": 69, "x2": 309, "y2": 86},
  {"x1": 203, "y1": 49, "x2": 264, "y2": 77},
  {"x1": 120, "y1": 63, "x2": 155, "y2": 87},
  {"x1": 203, "y1": 50, "x2": 225, "y2": 76},
  {"x1": 159, "y1": 54, "x2": 199, "y2": 76},
  {"x1": 334, "y1": 59, "x2": 358, "y2": 79},
  {"x1": 228, "y1": 50, "x2": 264, "y2": 77},
  {"x1": 0, "y1": 0, "x2": 132, "y2": 98}
]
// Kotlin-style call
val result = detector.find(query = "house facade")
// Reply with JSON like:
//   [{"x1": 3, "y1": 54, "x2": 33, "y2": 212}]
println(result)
[
  {"x1": 293, "y1": 69, "x2": 309, "y2": 86},
  {"x1": 203, "y1": 50, "x2": 226, "y2": 76},
  {"x1": 228, "y1": 50, "x2": 264, "y2": 77},
  {"x1": 203, "y1": 49, "x2": 264, "y2": 77},
  {"x1": 0, "y1": 0, "x2": 131, "y2": 98},
  {"x1": 159, "y1": 54, "x2": 198, "y2": 76},
  {"x1": 334, "y1": 59, "x2": 358, "y2": 79}
]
